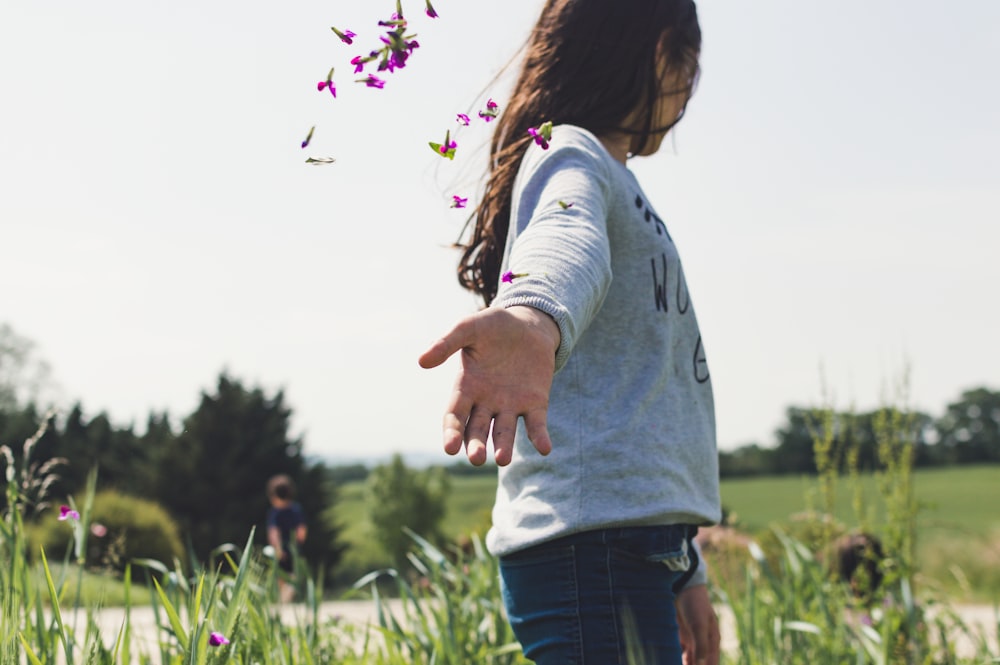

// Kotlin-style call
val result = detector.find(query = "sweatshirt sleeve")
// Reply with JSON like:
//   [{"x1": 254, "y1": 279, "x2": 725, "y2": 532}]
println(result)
[{"x1": 493, "y1": 127, "x2": 614, "y2": 372}]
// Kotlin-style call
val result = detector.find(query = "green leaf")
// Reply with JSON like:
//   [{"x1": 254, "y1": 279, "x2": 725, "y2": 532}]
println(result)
[{"x1": 153, "y1": 577, "x2": 189, "y2": 646}]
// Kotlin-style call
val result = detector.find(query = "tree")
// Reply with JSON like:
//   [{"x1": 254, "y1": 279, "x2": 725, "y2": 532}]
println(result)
[
  {"x1": 935, "y1": 387, "x2": 1000, "y2": 464},
  {"x1": 0, "y1": 323, "x2": 53, "y2": 412},
  {"x1": 367, "y1": 454, "x2": 450, "y2": 568},
  {"x1": 154, "y1": 373, "x2": 342, "y2": 572}
]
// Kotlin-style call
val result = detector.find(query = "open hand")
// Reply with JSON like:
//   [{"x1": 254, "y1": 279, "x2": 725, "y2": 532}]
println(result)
[{"x1": 418, "y1": 305, "x2": 560, "y2": 466}]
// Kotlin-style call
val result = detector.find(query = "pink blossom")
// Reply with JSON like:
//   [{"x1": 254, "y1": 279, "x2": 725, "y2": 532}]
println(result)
[
  {"x1": 331, "y1": 27, "x2": 356, "y2": 45},
  {"x1": 58, "y1": 505, "x2": 80, "y2": 521},
  {"x1": 91, "y1": 523, "x2": 108, "y2": 537},
  {"x1": 451, "y1": 195, "x2": 468, "y2": 209},
  {"x1": 209, "y1": 632, "x2": 230, "y2": 647},
  {"x1": 502, "y1": 271, "x2": 529, "y2": 284},
  {"x1": 361, "y1": 75, "x2": 386, "y2": 89},
  {"x1": 456, "y1": 113, "x2": 470, "y2": 126}
]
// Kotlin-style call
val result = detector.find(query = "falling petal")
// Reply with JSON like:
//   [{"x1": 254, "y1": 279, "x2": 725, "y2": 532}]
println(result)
[
  {"x1": 451, "y1": 195, "x2": 468, "y2": 209},
  {"x1": 425, "y1": 0, "x2": 439, "y2": 18},
  {"x1": 208, "y1": 632, "x2": 230, "y2": 647},
  {"x1": 301, "y1": 126, "x2": 315, "y2": 149},
  {"x1": 456, "y1": 113, "x2": 470, "y2": 126}
]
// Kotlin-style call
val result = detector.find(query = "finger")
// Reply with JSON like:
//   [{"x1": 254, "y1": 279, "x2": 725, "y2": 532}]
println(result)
[
  {"x1": 418, "y1": 319, "x2": 474, "y2": 369},
  {"x1": 442, "y1": 391, "x2": 472, "y2": 457},
  {"x1": 692, "y1": 616, "x2": 719, "y2": 665},
  {"x1": 464, "y1": 407, "x2": 493, "y2": 466},
  {"x1": 490, "y1": 414, "x2": 518, "y2": 466},
  {"x1": 521, "y1": 408, "x2": 552, "y2": 456}
]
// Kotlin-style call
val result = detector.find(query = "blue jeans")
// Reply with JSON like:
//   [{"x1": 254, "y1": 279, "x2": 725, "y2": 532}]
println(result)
[{"x1": 499, "y1": 525, "x2": 697, "y2": 665}]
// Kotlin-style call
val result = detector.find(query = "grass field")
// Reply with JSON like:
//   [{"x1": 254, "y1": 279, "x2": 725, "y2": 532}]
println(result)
[{"x1": 332, "y1": 464, "x2": 1000, "y2": 599}]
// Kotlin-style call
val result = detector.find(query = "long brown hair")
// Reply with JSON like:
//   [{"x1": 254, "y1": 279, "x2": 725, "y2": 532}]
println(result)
[{"x1": 457, "y1": 0, "x2": 701, "y2": 305}]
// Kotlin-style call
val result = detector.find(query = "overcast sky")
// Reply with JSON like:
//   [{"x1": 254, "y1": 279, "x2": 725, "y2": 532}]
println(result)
[{"x1": 2, "y1": 0, "x2": 997, "y2": 462}]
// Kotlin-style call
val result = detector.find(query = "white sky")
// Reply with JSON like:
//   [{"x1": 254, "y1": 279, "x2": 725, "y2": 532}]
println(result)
[{"x1": 1, "y1": 1, "x2": 997, "y2": 461}]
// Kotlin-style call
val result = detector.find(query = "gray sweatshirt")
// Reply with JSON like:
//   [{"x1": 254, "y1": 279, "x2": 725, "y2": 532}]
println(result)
[{"x1": 486, "y1": 125, "x2": 721, "y2": 582}]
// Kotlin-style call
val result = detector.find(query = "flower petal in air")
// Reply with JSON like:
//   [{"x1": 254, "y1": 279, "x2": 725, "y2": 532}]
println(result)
[
  {"x1": 58, "y1": 505, "x2": 80, "y2": 521},
  {"x1": 360, "y1": 75, "x2": 386, "y2": 89},
  {"x1": 208, "y1": 632, "x2": 230, "y2": 647},
  {"x1": 456, "y1": 113, "x2": 470, "y2": 126},
  {"x1": 331, "y1": 27, "x2": 356, "y2": 45},
  {"x1": 425, "y1": 0, "x2": 439, "y2": 18},
  {"x1": 451, "y1": 195, "x2": 468, "y2": 209}
]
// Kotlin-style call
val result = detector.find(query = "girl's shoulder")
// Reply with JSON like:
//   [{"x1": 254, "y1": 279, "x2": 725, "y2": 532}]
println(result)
[{"x1": 521, "y1": 124, "x2": 619, "y2": 177}]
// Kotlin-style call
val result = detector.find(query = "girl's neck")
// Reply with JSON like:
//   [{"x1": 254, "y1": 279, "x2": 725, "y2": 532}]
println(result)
[{"x1": 597, "y1": 132, "x2": 631, "y2": 164}]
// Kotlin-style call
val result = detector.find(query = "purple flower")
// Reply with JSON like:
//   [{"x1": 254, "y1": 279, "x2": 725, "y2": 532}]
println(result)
[
  {"x1": 209, "y1": 631, "x2": 230, "y2": 647},
  {"x1": 430, "y1": 130, "x2": 457, "y2": 159},
  {"x1": 456, "y1": 113, "x2": 470, "y2": 126},
  {"x1": 331, "y1": 27, "x2": 356, "y2": 45},
  {"x1": 451, "y1": 195, "x2": 468, "y2": 209},
  {"x1": 528, "y1": 121, "x2": 553, "y2": 150},
  {"x1": 316, "y1": 80, "x2": 336, "y2": 97},
  {"x1": 361, "y1": 75, "x2": 385, "y2": 89},
  {"x1": 478, "y1": 98, "x2": 500, "y2": 122},
  {"x1": 58, "y1": 505, "x2": 80, "y2": 521},
  {"x1": 301, "y1": 125, "x2": 315, "y2": 149},
  {"x1": 501, "y1": 271, "x2": 529, "y2": 283},
  {"x1": 860, "y1": 614, "x2": 873, "y2": 627},
  {"x1": 527, "y1": 128, "x2": 549, "y2": 150},
  {"x1": 351, "y1": 55, "x2": 365, "y2": 74},
  {"x1": 425, "y1": 0, "x2": 439, "y2": 18}
]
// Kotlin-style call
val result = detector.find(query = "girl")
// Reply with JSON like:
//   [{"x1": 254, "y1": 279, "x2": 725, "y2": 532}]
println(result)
[{"x1": 420, "y1": 1, "x2": 721, "y2": 662}]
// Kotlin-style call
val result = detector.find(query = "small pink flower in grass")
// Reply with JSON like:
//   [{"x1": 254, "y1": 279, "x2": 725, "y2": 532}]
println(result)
[
  {"x1": 316, "y1": 67, "x2": 336, "y2": 97},
  {"x1": 478, "y1": 98, "x2": 500, "y2": 122},
  {"x1": 527, "y1": 121, "x2": 553, "y2": 150},
  {"x1": 91, "y1": 523, "x2": 108, "y2": 538},
  {"x1": 456, "y1": 113, "x2": 470, "y2": 126},
  {"x1": 501, "y1": 270, "x2": 529, "y2": 284},
  {"x1": 331, "y1": 27, "x2": 356, "y2": 45},
  {"x1": 300, "y1": 125, "x2": 315, "y2": 149},
  {"x1": 359, "y1": 74, "x2": 385, "y2": 89},
  {"x1": 425, "y1": 0, "x2": 439, "y2": 18},
  {"x1": 451, "y1": 195, "x2": 468, "y2": 209},
  {"x1": 59, "y1": 505, "x2": 80, "y2": 521},
  {"x1": 208, "y1": 632, "x2": 230, "y2": 647}
]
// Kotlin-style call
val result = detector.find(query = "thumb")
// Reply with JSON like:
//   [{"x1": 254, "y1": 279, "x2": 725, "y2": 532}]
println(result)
[{"x1": 419, "y1": 319, "x2": 473, "y2": 369}]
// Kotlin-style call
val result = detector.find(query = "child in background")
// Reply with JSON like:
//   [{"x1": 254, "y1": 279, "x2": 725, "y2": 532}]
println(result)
[{"x1": 266, "y1": 474, "x2": 307, "y2": 603}]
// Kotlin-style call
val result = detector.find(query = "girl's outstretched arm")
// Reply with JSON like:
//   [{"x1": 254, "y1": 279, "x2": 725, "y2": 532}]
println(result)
[{"x1": 419, "y1": 305, "x2": 560, "y2": 466}]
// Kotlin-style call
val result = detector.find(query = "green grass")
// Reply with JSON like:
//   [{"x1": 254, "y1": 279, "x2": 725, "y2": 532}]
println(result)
[
  {"x1": 719, "y1": 465, "x2": 1000, "y2": 536},
  {"x1": 332, "y1": 465, "x2": 1000, "y2": 600}
]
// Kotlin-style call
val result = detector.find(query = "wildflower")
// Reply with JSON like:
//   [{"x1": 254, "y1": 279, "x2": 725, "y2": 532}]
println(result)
[
  {"x1": 478, "y1": 98, "x2": 500, "y2": 122},
  {"x1": 300, "y1": 125, "x2": 315, "y2": 149},
  {"x1": 360, "y1": 74, "x2": 385, "y2": 89},
  {"x1": 456, "y1": 113, "x2": 470, "y2": 126},
  {"x1": 451, "y1": 195, "x2": 468, "y2": 209},
  {"x1": 317, "y1": 67, "x2": 336, "y2": 97},
  {"x1": 58, "y1": 505, "x2": 80, "y2": 521},
  {"x1": 425, "y1": 0, "x2": 439, "y2": 18},
  {"x1": 350, "y1": 55, "x2": 366, "y2": 74},
  {"x1": 527, "y1": 121, "x2": 553, "y2": 150},
  {"x1": 208, "y1": 632, "x2": 230, "y2": 647},
  {"x1": 501, "y1": 271, "x2": 529, "y2": 283},
  {"x1": 330, "y1": 27, "x2": 356, "y2": 45},
  {"x1": 558, "y1": 200, "x2": 574, "y2": 209},
  {"x1": 429, "y1": 130, "x2": 457, "y2": 159},
  {"x1": 90, "y1": 523, "x2": 108, "y2": 538}
]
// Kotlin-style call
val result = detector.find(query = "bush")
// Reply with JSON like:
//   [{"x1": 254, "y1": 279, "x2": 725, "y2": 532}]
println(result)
[{"x1": 29, "y1": 490, "x2": 184, "y2": 571}]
